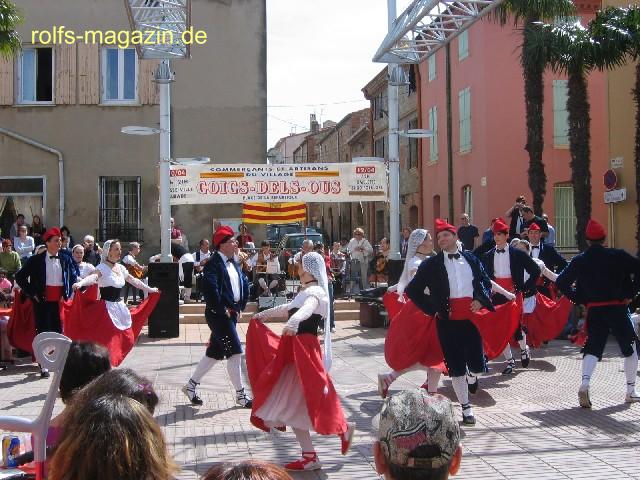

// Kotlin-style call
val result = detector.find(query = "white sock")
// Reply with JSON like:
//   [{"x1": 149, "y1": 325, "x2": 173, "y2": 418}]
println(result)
[
  {"x1": 293, "y1": 428, "x2": 315, "y2": 453},
  {"x1": 269, "y1": 279, "x2": 279, "y2": 289},
  {"x1": 191, "y1": 356, "x2": 217, "y2": 384},
  {"x1": 624, "y1": 350, "x2": 638, "y2": 394},
  {"x1": 451, "y1": 375, "x2": 469, "y2": 406},
  {"x1": 258, "y1": 277, "x2": 267, "y2": 289},
  {"x1": 427, "y1": 368, "x2": 442, "y2": 394},
  {"x1": 503, "y1": 344, "x2": 514, "y2": 362},
  {"x1": 184, "y1": 288, "x2": 191, "y2": 299},
  {"x1": 581, "y1": 354, "x2": 598, "y2": 389},
  {"x1": 227, "y1": 354, "x2": 244, "y2": 391},
  {"x1": 518, "y1": 336, "x2": 528, "y2": 351}
]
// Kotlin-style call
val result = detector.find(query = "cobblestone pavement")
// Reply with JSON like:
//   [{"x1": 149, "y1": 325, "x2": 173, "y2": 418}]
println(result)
[{"x1": 3, "y1": 321, "x2": 640, "y2": 479}]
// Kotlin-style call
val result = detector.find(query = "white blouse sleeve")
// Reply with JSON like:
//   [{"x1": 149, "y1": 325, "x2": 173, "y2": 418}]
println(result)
[
  {"x1": 491, "y1": 280, "x2": 516, "y2": 300},
  {"x1": 285, "y1": 295, "x2": 320, "y2": 331},
  {"x1": 533, "y1": 258, "x2": 558, "y2": 282},
  {"x1": 123, "y1": 265, "x2": 155, "y2": 292}
]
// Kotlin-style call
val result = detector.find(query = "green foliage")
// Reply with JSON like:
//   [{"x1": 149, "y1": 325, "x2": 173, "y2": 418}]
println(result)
[{"x1": 0, "y1": 0, "x2": 22, "y2": 59}]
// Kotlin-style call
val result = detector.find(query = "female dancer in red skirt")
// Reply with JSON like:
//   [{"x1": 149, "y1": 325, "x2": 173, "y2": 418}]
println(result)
[
  {"x1": 510, "y1": 238, "x2": 573, "y2": 348},
  {"x1": 246, "y1": 252, "x2": 355, "y2": 472},
  {"x1": 66, "y1": 240, "x2": 160, "y2": 366}
]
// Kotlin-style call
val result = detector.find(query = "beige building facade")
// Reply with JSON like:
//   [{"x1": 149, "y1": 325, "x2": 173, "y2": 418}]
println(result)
[{"x1": 0, "y1": 0, "x2": 266, "y2": 255}]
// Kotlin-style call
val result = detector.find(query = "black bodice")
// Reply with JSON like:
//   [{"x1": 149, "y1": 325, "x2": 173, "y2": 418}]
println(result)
[
  {"x1": 100, "y1": 286, "x2": 122, "y2": 302},
  {"x1": 288, "y1": 308, "x2": 323, "y2": 335}
]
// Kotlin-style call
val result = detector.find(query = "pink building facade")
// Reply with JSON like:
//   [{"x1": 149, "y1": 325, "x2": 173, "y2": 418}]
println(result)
[{"x1": 418, "y1": 2, "x2": 607, "y2": 251}]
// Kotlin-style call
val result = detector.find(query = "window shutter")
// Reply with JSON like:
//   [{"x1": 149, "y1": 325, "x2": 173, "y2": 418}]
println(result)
[
  {"x1": 0, "y1": 55, "x2": 13, "y2": 105},
  {"x1": 139, "y1": 60, "x2": 160, "y2": 105},
  {"x1": 55, "y1": 44, "x2": 77, "y2": 104},
  {"x1": 553, "y1": 80, "x2": 569, "y2": 146},
  {"x1": 77, "y1": 42, "x2": 99, "y2": 104}
]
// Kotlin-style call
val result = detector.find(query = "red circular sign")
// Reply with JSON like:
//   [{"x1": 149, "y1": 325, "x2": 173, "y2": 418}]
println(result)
[{"x1": 604, "y1": 169, "x2": 617, "y2": 191}]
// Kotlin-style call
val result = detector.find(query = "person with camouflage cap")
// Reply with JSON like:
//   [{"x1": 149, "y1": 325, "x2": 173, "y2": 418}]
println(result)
[{"x1": 374, "y1": 389, "x2": 462, "y2": 479}]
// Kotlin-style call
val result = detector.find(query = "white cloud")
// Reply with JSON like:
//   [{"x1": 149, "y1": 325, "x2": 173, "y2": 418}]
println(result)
[{"x1": 267, "y1": 0, "x2": 414, "y2": 149}]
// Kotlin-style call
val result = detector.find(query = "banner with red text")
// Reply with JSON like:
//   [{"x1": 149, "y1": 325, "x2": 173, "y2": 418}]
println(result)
[{"x1": 169, "y1": 163, "x2": 387, "y2": 205}]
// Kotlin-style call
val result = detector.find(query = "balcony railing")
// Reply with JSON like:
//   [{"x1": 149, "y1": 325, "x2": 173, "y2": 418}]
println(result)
[{"x1": 96, "y1": 226, "x2": 144, "y2": 243}]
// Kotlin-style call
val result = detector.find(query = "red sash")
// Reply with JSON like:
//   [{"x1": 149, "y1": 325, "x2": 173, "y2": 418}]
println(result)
[
  {"x1": 494, "y1": 277, "x2": 514, "y2": 292},
  {"x1": 586, "y1": 300, "x2": 629, "y2": 309},
  {"x1": 45, "y1": 286, "x2": 64, "y2": 302},
  {"x1": 449, "y1": 297, "x2": 473, "y2": 320},
  {"x1": 535, "y1": 277, "x2": 546, "y2": 287}
]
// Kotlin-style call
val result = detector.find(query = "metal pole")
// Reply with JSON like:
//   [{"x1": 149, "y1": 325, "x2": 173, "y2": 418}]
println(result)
[
  {"x1": 156, "y1": 60, "x2": 174, "y2": 263},
  {"x1": 387, "y1": 0, "x2": 400, "y2": 260},
  {"x1": 445, "y1": 43, "x2": 454, "y2": 222}
]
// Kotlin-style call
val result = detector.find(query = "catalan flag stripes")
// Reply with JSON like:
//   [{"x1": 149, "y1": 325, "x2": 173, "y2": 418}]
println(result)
[{"x1": 241, "y1": 202, "x2": 306, "y2": 224}]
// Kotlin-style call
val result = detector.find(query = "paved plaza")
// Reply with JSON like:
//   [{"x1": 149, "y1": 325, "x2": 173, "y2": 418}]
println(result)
[{"x1": 3, "y1": 319, "x2": 640, "y2": 479}]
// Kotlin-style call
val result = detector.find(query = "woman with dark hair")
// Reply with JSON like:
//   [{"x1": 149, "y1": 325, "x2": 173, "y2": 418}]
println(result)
[
  {"x1": 59, "y1": 226, "x2": 74, "y2": 250},
  {"x1": 236, "y1": 223, "x2": 254, "y2": 249},
  {"x1": 203, "y1": 461, "x2": 292, "y2": 480},
  {"x1": 48, "y1": 394, "x2": 176, "y2": 480},
  {"x1": 65, "y1": 240, "x2": 161, "y2": 365},
  {"x1": 30, "y1": 215, "x2": 46, "y2": 245}
]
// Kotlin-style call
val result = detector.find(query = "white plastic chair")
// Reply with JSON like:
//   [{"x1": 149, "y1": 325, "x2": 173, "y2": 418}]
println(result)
[{"x1": 0, "y1": 332, "x2": 71, "y2": 480}]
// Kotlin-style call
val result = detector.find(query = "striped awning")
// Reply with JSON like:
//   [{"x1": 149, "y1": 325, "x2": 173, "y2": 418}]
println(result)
[{"x1": 241, "y1": 202, "x2": 306, "y2": 224}]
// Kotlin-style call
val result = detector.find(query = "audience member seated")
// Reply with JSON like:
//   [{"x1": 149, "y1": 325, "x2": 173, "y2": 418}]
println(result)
[
  {"x1": 252, "y1": 240, "x2": 281, "y2": 297},
  {"x1": 369, "y1": 237, "x2": 390, "y2": 285},
  {"x1": 60, "y1": 225, "x2": 74, "y2": 249},
  {"x1": 9, "y1": 213, "x2": 28, "y2": 241},
  {"x1": 48, "y1": 394, "x2": 177, "y2": 480},
  {"x1": 82, "y1": 235, "x2": 101, "y2": 266},
  {"x1": 193, "y1": 238, "x2": 212, "y2": 302},
  {"x1": 13, "y1": 224, "x2": 35, "y2": 263},
  {"x1": 374, "y1": 390, "x2": 462, "y2": 480},
  {"x1": 122, "y1": 242, "x2": 147, "y2": 305},
  {"x1": 236, "y1": 242, "x2": 254, "y2": 276},
  {"x1": 30, "y1": 214, "x2": 46, "y2": 245},
  {"x1": 0, "y1": 239, "x2": 21, "y2": 280},
  {"x1": 203, "y1": 461, "x2": 293, "y2": 480},
  {"x1": 0, "y1": 268, "x2": 13, "y2": 306},
  {"x1": 236, "y1": 223, "x2": 254, "y2": 248}
]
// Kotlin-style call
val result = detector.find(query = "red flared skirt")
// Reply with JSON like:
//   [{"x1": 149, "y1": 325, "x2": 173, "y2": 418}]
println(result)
[
  {"x1": 246, "y1": 319, "x2": 348, "y2": 436},
  {"x1": 61, "y1": 287, "x2": 160, "y2": 366},
  {"x1": 7, "y1": 290, "x2": 37, "y2": 354},
  {"x1": 384, "y1": 299, "x2": 446, "y2": 372},
  {"x1": 522, "y1": 293, "x2": 573, "y2": 348},
  {"x1": 382, "y1": 291, "x2": 405, "y2": 321}
]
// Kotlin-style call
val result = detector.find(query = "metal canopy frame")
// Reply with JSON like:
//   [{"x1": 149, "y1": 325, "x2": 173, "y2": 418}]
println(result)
[
  {"x1": 124, "y1": 0, "x2": 191, "y2": 59},
  {"x1": 373, "y1": 0, "x2": 505, "y2": 64}
]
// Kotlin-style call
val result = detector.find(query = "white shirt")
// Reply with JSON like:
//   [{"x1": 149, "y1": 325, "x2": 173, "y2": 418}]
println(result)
[
  {"x1": 347, "y1": 237, "x2": 373, "y2": 263},
  {"x1": 218, "y1": 252, "x2": 241, "y2": 303},
  {"x1": 493, "y1": 245, "x2": 512, "y2": 278},
  {"x1": 77, "y1": 262, "x2": 96, "y2": 279},
  {"x1": 45, "y1": 253, "x2": 63, "y2": 286},
  {"x1": 193, "y1": 249, "x2": 211, "y2": 267},
  {"x1": 530, "y1": 243, "x2": 541, "y2": 259},
  {"x1": 443, "y1": 252, "x2": 474, "y2": 299},
  {"x1": 14, "y1": 236, "x2": 35, "y2": 258}
]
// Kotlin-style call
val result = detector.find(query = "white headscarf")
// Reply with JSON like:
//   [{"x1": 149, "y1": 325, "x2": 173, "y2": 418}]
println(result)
[
  {"x1": 100, "y1": 239, "x2": 115, "y2": 263},
  {"x1": 396, "y1": 229, "x2": 428, "y2": 296},
  {"x1": 302, "y1": 252, "x2": 332, "y2": 371}
]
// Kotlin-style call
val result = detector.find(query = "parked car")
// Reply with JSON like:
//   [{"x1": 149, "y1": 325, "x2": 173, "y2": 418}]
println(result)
[
  {"x1": 277, "y1": 232, "x2": 324, "y2": 276},
  {"x1": 266, "y1": 223, "x2": 304, "y2": 248}
]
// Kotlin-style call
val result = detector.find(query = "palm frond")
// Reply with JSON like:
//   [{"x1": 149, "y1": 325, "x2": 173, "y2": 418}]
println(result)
[{"x1": 0, "y1": 0, "x2": 22, "y2": 59}]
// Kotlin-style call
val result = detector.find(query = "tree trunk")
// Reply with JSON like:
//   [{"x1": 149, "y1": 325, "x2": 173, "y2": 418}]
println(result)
[
  {"x1": 522, "y1": 18, "x2": 547, "y2": 216},
  {"x1": 567, "y1": 70, "x2": 591, "y2": 251},
  {"x1": 634, "y1": 62, "x2": 640, "y2": 254}
]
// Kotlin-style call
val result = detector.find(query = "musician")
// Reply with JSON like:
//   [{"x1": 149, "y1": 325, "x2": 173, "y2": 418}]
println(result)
[
  {"x1": 369, "y1": 237, "x2": 390, "y2": 285},
  {"x1": 122, "y1": 242, "x2": 147, "y2": 305},
  {"x1": 252, "y1": 240, "x2": 280, "y2": 297}
]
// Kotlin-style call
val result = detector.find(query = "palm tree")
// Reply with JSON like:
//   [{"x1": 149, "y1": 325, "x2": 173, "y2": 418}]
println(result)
[
  {"x1": 495, "y1": 0, "x2": 575, "y2": 216},
  {"x1": 590, "y1": 7, "x2": 640, "y2": 252},
  {"x1": 0, "y1": 0, "x2": 21, "y2": 58},
  {"x1": 526, "y1": 19, "x2": 628, "y2": 250}
]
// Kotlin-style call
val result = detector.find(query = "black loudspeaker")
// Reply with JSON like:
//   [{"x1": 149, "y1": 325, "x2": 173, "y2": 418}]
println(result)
[
  {"x1": 387, "y1": 258, "x2": 404, "y2": 286},
  {"x1": 147, "y1": 262, "x2": 180, "y2": 338}
]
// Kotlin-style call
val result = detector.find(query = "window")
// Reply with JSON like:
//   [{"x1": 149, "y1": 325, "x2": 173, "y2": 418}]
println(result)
[
  {"x1": 407, "y1": 118, "x2": 418, "y2": 169},
  {"x1": 554, "y1": 184, "x2": 577, "y2": 248},
  {"x1": 18, "y1": 47, "x2": 53, "y2": 103},
  {"x1": 428, "y1": 54, "x2": 436, "y2": 82},
  {"x1": 553, "y1": 80, "x2": 569, "y2": 147},
  {"x1": 99, "y1": 177, "x2": 142, "y2": 242},
  {"x1": 102, "y1": 48, "x2": 138, "y2": 103},
  {"x1": 428, "y1": 106, "x2": 438, "y2": 162},
  {"x1": 373, "y1": 92, "x2": 388, "y2": 119},
  {"x1": 462, "y1": 185, "x2": 473, "y2": 220},
  {"x1": 374, "y1": 137, "x2": 387, "y2": 159},
  {"x1": 458, "y1": 30, "x2": 469, "y2": 61},
  {"x1": 458, "y1": 87, "x2": 471, "y2": 153}
]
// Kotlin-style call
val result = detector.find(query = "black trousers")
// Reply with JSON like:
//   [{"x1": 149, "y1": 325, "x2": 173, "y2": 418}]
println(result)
[
  {"x1": 584, "y1": 305, "x2": 637, "y2": 360},
  {"x1": 32, "y1": 300, "x2": 62, "y2": 334},
  {"x1": 182, "y1": 262, "x2": 194, "y2": 288},
  {"x1": 205, "y1": 308, "x2": 243, "y2": 360},
  {"x1": 436, "y1": 318, "x2": 484, "y2": 377}
]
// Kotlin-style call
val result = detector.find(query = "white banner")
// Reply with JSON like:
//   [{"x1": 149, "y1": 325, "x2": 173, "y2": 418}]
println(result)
[{"x1": 169, "y1": 163, "x2": 387, "y2": 205}]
